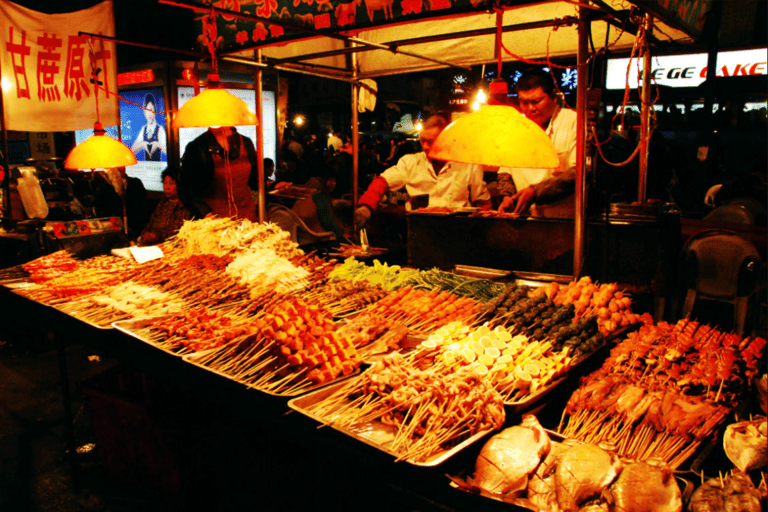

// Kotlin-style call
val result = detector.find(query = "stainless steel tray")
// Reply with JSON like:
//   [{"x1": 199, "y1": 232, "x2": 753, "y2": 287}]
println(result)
[
  {"x1": 53, "y1": 300, "x2": 120, "y2": 330},
  {"x1": 452, "y1": 265, "x2": 512, "y2": 281},
  {"x1": 112, "y1": 315, "x2": 184, "y2": 355},
  {"x1": 288, "y1": 379, "x2": 495, "y2": 467},
  {"x1": 183, "y1": 347, "x2": 361, "y2": 398}
]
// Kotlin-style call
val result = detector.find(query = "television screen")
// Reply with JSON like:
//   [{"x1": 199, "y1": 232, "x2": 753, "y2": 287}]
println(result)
[
  {"x1": 177, "y1": 87, "x2": 277, "y2": 168},
  {"x1": 74, "y1": 86, "x2": 168, "y2": 192}
]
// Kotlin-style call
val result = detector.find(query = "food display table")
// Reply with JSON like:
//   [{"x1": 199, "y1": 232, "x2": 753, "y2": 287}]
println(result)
[{"x1": 1, "y1": 217, "x2": 763, "y2": 512}]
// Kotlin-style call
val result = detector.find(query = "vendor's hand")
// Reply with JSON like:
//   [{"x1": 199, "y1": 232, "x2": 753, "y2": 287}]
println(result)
[
  {"x1": 353, "y1": 206, "x2": 371, "y2": 232},
  {"x1": 498, "y1": 196, "x2": 516, "y2": 213},
  {"x1": 705, "y1": 184, "x2": 722, "y2": 207},
  {"x1": 509, "y1": 186, "x2": 536, "y2": 216},
  {"x1": 141, "y1": 232, "x2": 158, "y2": 245},
  {"x1": 274, "y1": 181, "x2": 291, "y2": 189}
]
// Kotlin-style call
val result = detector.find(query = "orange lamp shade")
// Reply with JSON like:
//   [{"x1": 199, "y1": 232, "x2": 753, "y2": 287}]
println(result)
[
  {"x1": 64, "y1": 124, "x2": 138, "y2": 170},
  {"x1": 428, "y1": 105, "x2": 559, "y2": 169},
  {"x1": 174, "y1": 88, "x2": 258, "y2": 128}
]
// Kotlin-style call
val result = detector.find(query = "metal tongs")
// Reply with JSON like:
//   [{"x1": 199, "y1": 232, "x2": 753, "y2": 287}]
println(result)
[{"x1": 359, "y1": 228, "x2": 369, "y2": 252}]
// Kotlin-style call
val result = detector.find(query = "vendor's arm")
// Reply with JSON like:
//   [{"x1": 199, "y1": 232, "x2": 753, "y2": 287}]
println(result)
[
  {"x1": 469, "y1": 166, "x2": 493, "y2": 210},
  {"x1": 178, "y1": 136, "x2": 214, "y2": 218},
  {"x1": 357, "y1": 153, "x2": 415, "y2": 211}
]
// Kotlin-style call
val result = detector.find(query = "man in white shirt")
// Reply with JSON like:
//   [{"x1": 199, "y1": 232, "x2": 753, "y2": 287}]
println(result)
[
  {"x1": 354, "y1": 115, "x2": 491, "y2": 231},
  {"x1": 498, "y1": 70, "x2": 578, "y2": 218},
  {"x1": 327, "y1": 130, "x2": 343, "y2": 153}
]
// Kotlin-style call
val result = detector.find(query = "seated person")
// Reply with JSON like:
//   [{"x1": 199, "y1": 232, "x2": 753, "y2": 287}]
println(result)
[
  {"x1": 137, "y1": 167, "x2": 191, "y2": 246},
  {"x1": 292, "y1": 164, "x2": 346, "y2": 239}
]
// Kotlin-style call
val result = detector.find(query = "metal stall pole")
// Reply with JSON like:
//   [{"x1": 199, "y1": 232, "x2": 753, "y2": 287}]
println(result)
[
  {"x1": 351, "y1": 47, "x2": 360, "y2": 209},
  {"x1": 638, "y1": 14, "x2": 653, "y2": 203},
  {"x1": 573, "y1": 4, "x2": 589, "y2": 279},
  {"x1": 255, "y1": 49, "x2": 266, "y2": 223}
]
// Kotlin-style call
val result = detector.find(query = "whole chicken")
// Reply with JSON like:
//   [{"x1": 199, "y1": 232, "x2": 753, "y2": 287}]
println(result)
[
  {"x1": 606, "y1": 460, "x2": 682, "y2": 512},
  {"x1": 471, "y1": 414, "x2": 551, "y2": 497},
  {"x1": 555, "y1": 443, "x2": 622, "y2": 511},
  {"x1": 527, "y1": 440, "x2": 576, "y2": 512},
  {"x1": 723, "y1": 418, "x2": 768, "y2": 472},
  {"x1": 689, "y1": 473, "x2": 762, "y2": 512}
]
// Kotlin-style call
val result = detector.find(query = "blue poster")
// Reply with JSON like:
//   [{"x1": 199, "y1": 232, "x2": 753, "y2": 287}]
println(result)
[{"x1": 119, "y1": 87, "x2": 167, "y2": 163}]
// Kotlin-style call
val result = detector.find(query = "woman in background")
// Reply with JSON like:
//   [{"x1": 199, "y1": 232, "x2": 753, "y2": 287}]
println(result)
[{"x1": 137, "y1": 167, "x2": 191, "y2": 246}]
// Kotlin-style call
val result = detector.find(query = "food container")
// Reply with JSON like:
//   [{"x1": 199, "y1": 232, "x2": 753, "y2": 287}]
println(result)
[{"x1": 288, "y1": 378, "x2": 495, "y2": 467}]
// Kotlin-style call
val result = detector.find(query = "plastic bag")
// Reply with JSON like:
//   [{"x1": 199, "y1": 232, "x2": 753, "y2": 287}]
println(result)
[{"x1": 16, "y1": 167, "x2": 49, "y2": 219}]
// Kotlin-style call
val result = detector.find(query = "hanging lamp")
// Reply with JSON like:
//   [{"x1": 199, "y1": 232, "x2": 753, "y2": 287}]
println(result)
[
  {"x1": 174, "y1": 74, "x2": 257, "y2": 128},
  {"x1": 428, "y1": 105, "x2": 559, "y2": 168},
  {"x1": 173, "y1": 9, "x2": 257, "y2": 129},
  {"x1": 428, "y1": 8, "x2": 558, "y2": 169},
  {"x1": 64, "y1": 122, "x2": 137, "y2": 170}
]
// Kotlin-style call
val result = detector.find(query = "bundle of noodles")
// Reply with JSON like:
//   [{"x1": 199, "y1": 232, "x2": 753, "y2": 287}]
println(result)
[
  {"x1": 558, "y1": 319, "x2": 766, "y2": 468},
  {"x1": 304, "y1": 352, "x2": 505, "y2": 463},
  {"x1": 173, "y1": 217, "x2": 302, "y2": 258},
  {"x1": 226, "y1": 248, "x2": 310, "y2": 296}
]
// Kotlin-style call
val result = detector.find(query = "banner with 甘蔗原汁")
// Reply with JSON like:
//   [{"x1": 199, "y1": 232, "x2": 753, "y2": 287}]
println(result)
[{"x1": 0, "y1": 0, "x2": 118, "y2": 132}]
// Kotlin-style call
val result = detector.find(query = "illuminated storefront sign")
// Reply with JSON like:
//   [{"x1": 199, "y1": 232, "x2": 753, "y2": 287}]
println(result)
[{"x1": 606, "y1": 48, "x2": 767, "y2": 89}]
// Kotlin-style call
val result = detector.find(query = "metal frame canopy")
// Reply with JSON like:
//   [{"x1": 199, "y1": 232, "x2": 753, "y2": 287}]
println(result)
[
  {"x1": 161, "y1": 0, "x2": 706, "y2": 279},
  {"x1": 159, "y1": 0, "x2": 704, "y2": 80}
]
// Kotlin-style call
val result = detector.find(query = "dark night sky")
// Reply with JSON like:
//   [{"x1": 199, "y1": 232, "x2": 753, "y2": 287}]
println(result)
[{"x1": 11, "y1": 0, "x2": 198, "y2": 67}]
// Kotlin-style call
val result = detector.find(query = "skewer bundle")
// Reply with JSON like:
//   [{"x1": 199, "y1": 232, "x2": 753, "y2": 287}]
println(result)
[
  {"x1": 558, "y1": 319, "x2": 767, "y2": 468},
  {"x1": 186, "y1": 295, "x2": 363, "y2": 394},
  {"x1": 298, "y1": 279, "x2": 389, "y2": 317},
  {"x1": 304, "y1": 352, "x2": 505, "y2": 463},
  {"x1": 21, "y1": 250, "x2": 80, "y2": 282},
  {"x1": 366, "y1": 286, "x2": 480, "y2": 334}
]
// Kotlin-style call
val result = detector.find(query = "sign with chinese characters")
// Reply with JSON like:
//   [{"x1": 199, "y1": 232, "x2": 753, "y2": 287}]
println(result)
[
  {"x1": 0, "y1": 0, "x2": 118, "y2": 132},
  {"x1": 606, "y1": 48, "x2": 767, "y2": 89},
  {"x1": 192, "y1": 0, "x2": 489, "y2": 53}
]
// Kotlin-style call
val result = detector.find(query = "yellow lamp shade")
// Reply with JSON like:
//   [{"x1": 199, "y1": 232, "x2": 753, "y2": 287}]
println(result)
[
  {"x1": 428, "y1": 105, "x2": 559, "y2": 169},
  {"x1": 64, "y1": 125, "x2": 138, "y2": 170},
  {"x1": 175, "y1": 88, "x2": 258, "y2": 128}
]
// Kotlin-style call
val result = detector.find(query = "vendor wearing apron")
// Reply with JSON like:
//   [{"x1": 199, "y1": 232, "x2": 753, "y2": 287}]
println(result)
[{"x1": 178, "y1": 127, "x2": 259, "y2": 222}]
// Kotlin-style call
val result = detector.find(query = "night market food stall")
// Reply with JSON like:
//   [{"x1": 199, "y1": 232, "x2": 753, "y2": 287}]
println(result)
[{"x1": 1, "y1": 0, "x2": 766, "y2": 510}]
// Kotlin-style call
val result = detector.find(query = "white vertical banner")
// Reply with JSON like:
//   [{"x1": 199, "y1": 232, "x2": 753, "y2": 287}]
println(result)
[{"x1": 0, "y1": 0, "x2": 118, "y2": 132}]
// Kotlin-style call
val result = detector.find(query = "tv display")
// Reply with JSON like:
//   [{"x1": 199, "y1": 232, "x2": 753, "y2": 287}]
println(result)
[{"x1": 74, "y1": 86, "x2": 168, "y2": 192}]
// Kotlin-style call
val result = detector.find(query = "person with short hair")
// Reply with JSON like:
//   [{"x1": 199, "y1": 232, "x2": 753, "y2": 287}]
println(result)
[
  {"x1": 497, "y1": 69, "x2": 578, "y2": 217},
  {"x1": 353, "y1": 114, "x2": 492, "y2": 231},
  {"x1": 137, "y1": 167, "x2": 191, "y2": 246}
]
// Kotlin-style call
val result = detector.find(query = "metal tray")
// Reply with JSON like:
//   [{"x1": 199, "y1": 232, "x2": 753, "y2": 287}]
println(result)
[
  {"x1": 112, "y1": 315, "x2": 185, "y2": 356},
  {"x1": 53, "y1": 300, "x2": 119, "y2": 330},
  {"x1": 358, "y1": 333, "x2": 425, "y2": 365},
  {"x1": 183, "y1": 347, "x2": 361, "y2": 398},
  {"x1": 3, "y1": 280, "x2": 37, "y2": 290},
  {"x1": 451, "y1": 265, "x2": 512, "y2": 281},
  {"x1": 288, "y1": 378, "x2": 496, "y2": 467}
]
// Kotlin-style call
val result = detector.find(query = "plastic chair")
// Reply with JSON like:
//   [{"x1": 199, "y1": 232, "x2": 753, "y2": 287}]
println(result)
[
  {"x1": 680, "y1": 232, "x2": 762, "y2": 335},
  {"x1": 704, "y1": 204, "x2": 755, "y2": 224},
  {"x1": 267, "y1": 205, "x2": 336, "y2": 245}
]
